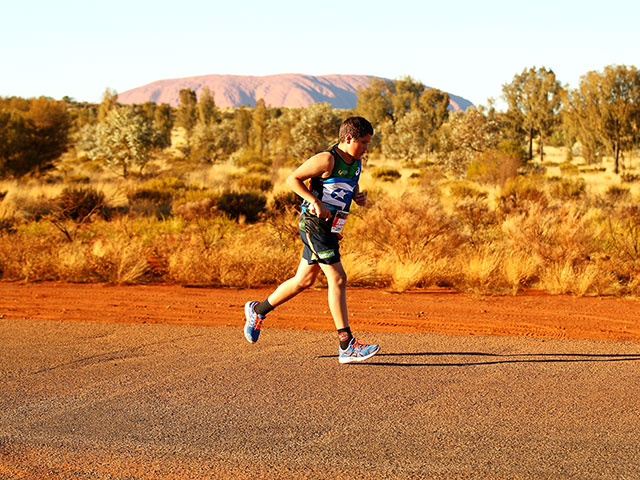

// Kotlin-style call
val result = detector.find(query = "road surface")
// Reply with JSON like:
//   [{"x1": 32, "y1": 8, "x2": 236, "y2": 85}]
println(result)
[{"x1": 2, "y1": 318, "x2": 639, "y2": 479}]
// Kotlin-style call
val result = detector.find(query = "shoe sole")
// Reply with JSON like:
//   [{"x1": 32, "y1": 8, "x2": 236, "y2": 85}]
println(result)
[{"x1": 338, "y1": 345, "x2": 380, "y2": 364}]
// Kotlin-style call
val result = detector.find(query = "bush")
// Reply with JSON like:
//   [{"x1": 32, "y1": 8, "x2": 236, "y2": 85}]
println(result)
[
  {"x1": 271, "y1": 190, "x2": 300, "y2": 213},
  {"x1": 448, "y1": 181, "x2": 487, "y2": 200},
  {"x1": 370, "y1": 167, "x2": 401, "y2": 182},
  {"x1": 466, "y1": 148, "x2": 521, "y2": 186},
  {"x1": 128, "y1": 177, "x2": 190, "y2": 218},
  {"x1": 558, "y1": 162, "x2": 580, "y2": 176},
  {"x1": 498, "y1": 175, "x2": 548, "y2": 214},
  {"x1": 549, "y1": 177, "x2": 586, "y2": 200},
  {"x1": 621, "y1": 173, "x2": 640, "y2": 183},
  {"x1": 605, "y1": 185, "x2": 631, "y2": 203},
  {"x1": 235, "y1": 174, "x2": 273, "y2": 192},
  {"x1": 55, "y1": 186, "x2": 105, "y2": 221},
  {"x1": 215, "y1": 191, "x2": 266, "y2": 222}
]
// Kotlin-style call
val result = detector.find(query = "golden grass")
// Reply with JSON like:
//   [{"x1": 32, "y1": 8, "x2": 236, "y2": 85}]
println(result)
[{"x1": 2, "y1": 145, "x2": 640, "y2": 297}]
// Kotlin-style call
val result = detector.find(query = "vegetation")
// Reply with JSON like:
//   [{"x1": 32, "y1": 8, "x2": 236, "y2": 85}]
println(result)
[{"x1": 1, "y1": 64, "x2": 640, "y2": 297}]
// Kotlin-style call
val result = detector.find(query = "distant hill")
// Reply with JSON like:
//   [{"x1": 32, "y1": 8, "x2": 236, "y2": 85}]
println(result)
[{"x1": 117, "y1": 74, "x2": 473, "y2": 111}]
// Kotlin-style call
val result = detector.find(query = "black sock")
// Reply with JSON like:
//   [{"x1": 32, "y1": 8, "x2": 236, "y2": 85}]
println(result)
[
  {"x1": 254, "y1": 299, "x2": 274, "y2": 317},
  {"x1": 337, "y1": 327, "x2": 353, "y2": 350}
]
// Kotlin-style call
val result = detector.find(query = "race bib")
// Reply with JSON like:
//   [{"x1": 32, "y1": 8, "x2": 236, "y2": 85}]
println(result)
[{"x1": 331, "y1": 211, "x2": 349, "y2": 234}]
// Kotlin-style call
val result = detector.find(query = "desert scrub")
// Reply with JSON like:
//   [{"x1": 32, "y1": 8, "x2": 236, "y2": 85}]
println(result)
[
  {"x1": 498, "y1": 174, "x2": 549, "y2": 215},
  {"x1": 127, "y1": 177, "x2": 191, "y2": 218},
  {"x1": 166, "y1": 223, "x2": 297, "y2": 287},
  {"x1": 349, "y1": 192, "x2": 463, "y2": 290},
  {"x1": 370, "y1": 167, "x2": 401, "y2": 182}
]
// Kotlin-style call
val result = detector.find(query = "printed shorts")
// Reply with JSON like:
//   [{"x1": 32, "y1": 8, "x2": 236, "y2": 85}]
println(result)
[{"x1": 299, "y1": 231, "x2": 341, "y2": 265}]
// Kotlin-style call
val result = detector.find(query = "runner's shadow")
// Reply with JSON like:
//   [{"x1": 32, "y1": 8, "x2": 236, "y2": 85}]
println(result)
[{"x1": 318, "y1": 351, "x2": 640, "y2": 367}]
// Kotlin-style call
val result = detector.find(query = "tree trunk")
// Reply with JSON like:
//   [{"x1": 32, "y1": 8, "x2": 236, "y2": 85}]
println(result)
[
  {"x1": 528, "y1": 128, "x2": 534, "y2": 160},
  {"x1": 614, "y1": 142, "x2": 620, "y2": 174},
  {"x1": 540, "y1": 134, "x2": 545, "y2": 163}
]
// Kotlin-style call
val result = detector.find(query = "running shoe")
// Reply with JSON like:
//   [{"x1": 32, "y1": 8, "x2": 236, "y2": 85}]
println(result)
[
  {"x1": 338, "y1": 338, "x2": 380, "y2": 364},
  {"x1": 243, "y1": 301, "x2": 264, "y2": 343}
]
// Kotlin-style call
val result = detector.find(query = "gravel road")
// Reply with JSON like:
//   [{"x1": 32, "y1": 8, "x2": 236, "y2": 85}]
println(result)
[{"x1": 1, "y1": 318, "x2": 639, "y2": 479}]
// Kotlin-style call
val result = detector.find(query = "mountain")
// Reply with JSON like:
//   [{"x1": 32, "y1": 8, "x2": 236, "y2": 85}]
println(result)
[{"x1": 117, "y1": 74, "x2": 473, "y2": 111}]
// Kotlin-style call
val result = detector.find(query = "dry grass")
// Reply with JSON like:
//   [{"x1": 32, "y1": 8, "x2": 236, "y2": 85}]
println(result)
[{"x1": 2, "y1": 146, "x2": 640, "y2": 297}]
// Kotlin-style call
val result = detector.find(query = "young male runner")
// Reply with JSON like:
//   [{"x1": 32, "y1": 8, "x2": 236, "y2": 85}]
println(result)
[{"x1": 243, "y1": 116, "x2": 380, "y2": 364}]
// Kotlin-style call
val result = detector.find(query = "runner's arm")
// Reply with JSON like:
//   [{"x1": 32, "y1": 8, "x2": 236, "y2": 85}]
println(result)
[{"x1": 286, "y1": 152, "x2": 334, "y2": 218}]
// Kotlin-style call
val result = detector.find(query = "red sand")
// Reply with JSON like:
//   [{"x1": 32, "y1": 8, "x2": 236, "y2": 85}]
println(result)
[{"x1": 2, "y1": 282, "x2": 639, "y2": 342}]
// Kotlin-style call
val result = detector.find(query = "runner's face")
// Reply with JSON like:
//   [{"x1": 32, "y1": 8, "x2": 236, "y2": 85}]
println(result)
[{"x1": 346, "y1": 134, "x2": 372, "y2": 159}]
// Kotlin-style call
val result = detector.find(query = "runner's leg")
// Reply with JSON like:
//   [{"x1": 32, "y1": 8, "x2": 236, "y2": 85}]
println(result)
[
  {"x1": 267, "y1": 258, "x2": 321, "y2": 308},
  {"x1": 318, "y1": 261, "x2": 349, "y2": 330}
]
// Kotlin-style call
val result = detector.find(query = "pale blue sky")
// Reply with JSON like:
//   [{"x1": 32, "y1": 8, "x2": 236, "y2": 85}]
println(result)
[{"x1": 2, "y1": 0, "x2": 638, "y2": 108}]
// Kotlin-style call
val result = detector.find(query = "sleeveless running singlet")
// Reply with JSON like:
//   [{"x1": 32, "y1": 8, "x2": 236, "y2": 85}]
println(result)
[{"x1": 299, "y1": 144, "x2": 361, "y2": 235}]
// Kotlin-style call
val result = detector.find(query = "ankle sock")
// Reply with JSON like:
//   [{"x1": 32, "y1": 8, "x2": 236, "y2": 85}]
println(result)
[
  {"x1": 338, "y1": 328, "x2": 353, "y2": 350},
  {"x1": 254, "y1": 299, "x2": 274, "y2": 317}
]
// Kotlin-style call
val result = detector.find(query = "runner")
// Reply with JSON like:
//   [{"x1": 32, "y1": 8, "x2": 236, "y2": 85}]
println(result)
[{"x1": 243, "y1": 116, "x2": 380, "y2": 364}]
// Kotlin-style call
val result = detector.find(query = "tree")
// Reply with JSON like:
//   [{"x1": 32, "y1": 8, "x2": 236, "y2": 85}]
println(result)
[
  {"x1": 289, "y1": 103, "x2": 342, "y2": 161},
  {"x1": 153, "y1": 103, "x2": 173, "y2": 148},
  {"x1": 98, "y1": 88, "x2": 118, "y2": 122},
  {"x1": 502, "y1": 66, "x2": 564, "y2": 161},
  {"x1": 355, "y1": 77, "x2": 393, "y2": 127},
  {"x1": 91, "y1": 106, "x2": 154, "y2": 177},
  {"x1": 234, "y1": 106, "x2": 252, "y2": 149},
  {"x1": 251, "y1": 98, "x2": 269, "y2": 158},
  {"x1": 197, "y1": 86, "x2": 218, "y2": 126},
  {"x1": 564, "y1": 65, "x2": 640, "y2": 173},
  {"x1": 190, "y1": 119, "x2": 238, "y2": 164},
  {"x1": 0, "y1": 96, "x2": 70, "y2": 177},
  {"x1": 435, "y1": 107, "x2": 502, "y2": 174},
  {"x1": 391, "y1": 76, "x2": 426, "y2": 120},
  {"x1": 381, "y1": 110, "x2": 430, "y2": 165},
  {"x1": 176, "y1": 89, "x2": 198, "y2": 135}
]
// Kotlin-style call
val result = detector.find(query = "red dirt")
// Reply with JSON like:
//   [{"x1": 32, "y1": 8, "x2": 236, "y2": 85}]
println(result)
[{"x1": 2, "y1": 282, "x2": 639, "y2": 342}]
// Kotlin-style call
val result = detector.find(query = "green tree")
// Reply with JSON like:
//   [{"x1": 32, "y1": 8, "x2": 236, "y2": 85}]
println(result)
[
  {"x1": 176, "y1": 89, "x2": 198, "y2": 134},
  {"x1": 98, "y1": 88, "x2": 118, "y2": 122},
  {"x1": 289, "y1": 104, "x2": 342, "y2": 161},
  {"x1": 190, "y1": 118, "x2": 239, "y2": 164},
  {"x1": 502, "y1": 66, "x2": 564, "y2": 161},
  {"x1": 251, "y1": 98, "x2": 269, "y2": 158},
  {"x1": 391, "y1": 76, "x2": 426, "y2": 120},
  {"x1": 436, "y1": 107, "x2": 502, "y2": 174},
  {"x1": 0, "y1": 96, "x2": 71, "y2": 177},
  {"x1": 197, "y1": 86, "x2": 218, "y2": 126},
  {"x1": 91, "y1": 106, "x2": 154, "y2": 177},
  {"x1": 152, "y1": 103, "x2": 173, "y2": 148},
  {"x1": 355, "y1": 77, "x2": 394, "y2": 127},
  {"x1": 565, "y1": 65, "x2": 640, "y2": 173},
  {"x1": 234, "y1": 106, "x2": 253, "y2": 149}
]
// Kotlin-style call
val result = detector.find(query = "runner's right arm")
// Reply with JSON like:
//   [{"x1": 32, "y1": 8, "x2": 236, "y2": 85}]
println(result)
[{"x1": 286, "y1": 152, "x2": 335, "y2": 219}]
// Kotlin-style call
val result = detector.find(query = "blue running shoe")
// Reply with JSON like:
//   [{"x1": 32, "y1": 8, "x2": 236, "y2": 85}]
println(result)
[
  {"x1": 244, "y1": 301, "x2": 264, "y2": 343},
  {"x1": 338, "y1": 338, "x2": 380, "y2": 364}
]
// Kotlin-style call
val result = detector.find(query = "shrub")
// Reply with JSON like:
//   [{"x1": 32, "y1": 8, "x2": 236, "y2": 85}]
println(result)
[
  {"x1": 448, "y1": 181, "x2": 487, "y2": 200},
  {"x1": 215, "y1": 191, "x2": 266, "y2": 222},
  {"x1": 370, "y1": 167, "x2": 401, "y2": 182},
  {"x1": 621, "y1": 172, "x2": 640, "y2": 183},
  {"x1": 128, "y1": 177, "x2": 189, "y2": 218},
  {"x1": 549, "y1": 177, "x2": 586, "y2": 200},
  {"x1": 558, "y1": 162, "x2": 580, "y2": 176},
  {"x1": 466, "y1": 148, "x2": 521, "y2": 186},
  {"x1": 235, "y1": 174, "x2": 273, "y2": 192},
  {"x1": 271, "y1": 190, "x2": 300, "y2": 213},
  {"x1": 498, "y1": 175, "x2": 548, "y2": 215},
  {"x1": 55, "y1": 186, "x2": 105, "y2": 221},
  {"x1": 605, "y1": 185, "x2": 631, "y2": 203}
]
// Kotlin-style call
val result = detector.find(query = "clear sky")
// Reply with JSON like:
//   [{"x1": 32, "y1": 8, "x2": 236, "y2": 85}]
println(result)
[{"x1": 2, "y1": 0, "x2": 638, "y2": 108}]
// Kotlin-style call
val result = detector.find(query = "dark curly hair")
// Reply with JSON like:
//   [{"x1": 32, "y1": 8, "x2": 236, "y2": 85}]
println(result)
[{"x1": 339, "y1": 116, "x2": 373, "y2": 142}]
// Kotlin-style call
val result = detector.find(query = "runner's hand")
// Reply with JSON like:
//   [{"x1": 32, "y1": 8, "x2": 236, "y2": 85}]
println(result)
[
  {"x1": 310, "y1": 200, "x2": 331, "y2": 219},
  {"x1": 354, "y1": 191, "x2": 367, "y2": 207}
]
